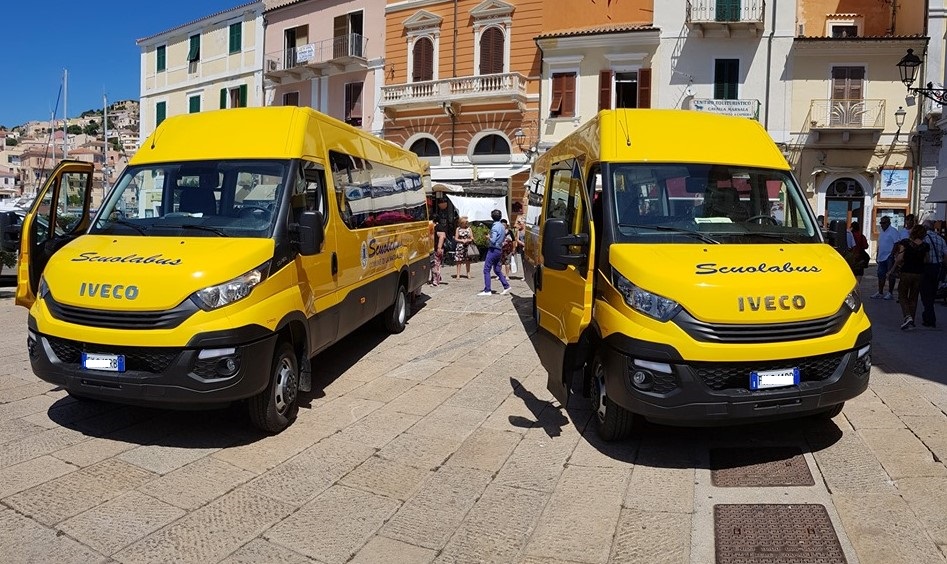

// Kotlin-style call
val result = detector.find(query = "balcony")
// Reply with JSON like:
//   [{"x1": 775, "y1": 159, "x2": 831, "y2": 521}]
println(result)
[
  {"x1": 379, "y1": 73, "x2": 528, "y2": 114},
  {"x1": 808, "y1": 99, "x2": 885, "y2": 145},
  {"x1": 264, "y1": 34, "x2": 368, "y2": 84},
  {"x1": 686, "y1": 0, "x2": 765, "y2": 37}
]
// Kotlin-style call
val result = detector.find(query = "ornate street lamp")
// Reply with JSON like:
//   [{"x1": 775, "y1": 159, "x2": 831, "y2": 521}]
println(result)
[{"x1": 897, "y1": 49, "x2": 947, "y2": 105}]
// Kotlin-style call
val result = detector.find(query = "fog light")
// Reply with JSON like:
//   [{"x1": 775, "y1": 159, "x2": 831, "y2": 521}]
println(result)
[
  {"x1": 216, "y1": 356, "x2": 240, "y2": 377},
  {"x1": 631, "y1": 369, "x2": 653, "y2": 390}
]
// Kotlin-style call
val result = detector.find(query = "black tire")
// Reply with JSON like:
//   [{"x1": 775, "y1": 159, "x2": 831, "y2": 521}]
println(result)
[
  {"x1": 589, "y1": 350, "x2": 636, "y2": 441},
  {"x1": 248, "y1": 341, "x2": 299, "y2": 434},
  {"x1": 383, "y1": 283, "x2": 409, "y2": 334},
  {"x1": 812, "y1": 402, "x2": 844, "y2": 420}
]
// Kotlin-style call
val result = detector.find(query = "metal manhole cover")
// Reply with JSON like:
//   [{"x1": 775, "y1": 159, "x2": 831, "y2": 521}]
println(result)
[
  {"x1": 715, "y1": 504, "x2": 846, "y2": 564},
  {"x1": 710, "y1": 446, "x2": 814, "y2": 487}
]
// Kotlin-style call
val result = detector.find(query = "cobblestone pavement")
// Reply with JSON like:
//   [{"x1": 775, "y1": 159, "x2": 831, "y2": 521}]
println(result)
[{"x1": 0, "y1": 267, "x2": 946, "y2": 564}]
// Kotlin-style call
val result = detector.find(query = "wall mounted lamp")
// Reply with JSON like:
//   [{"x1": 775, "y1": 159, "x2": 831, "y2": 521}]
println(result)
[
  {"x1": 897, "y1": 49, "x2": 947, "y2": 105},
  {"x1": 513, "y1": 127, "x2": 537, "y2": 161}
]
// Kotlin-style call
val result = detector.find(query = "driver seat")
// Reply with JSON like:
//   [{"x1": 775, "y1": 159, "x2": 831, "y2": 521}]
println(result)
[{"x1": 179, "y1": 173, "x2": 218, "y2": 215}]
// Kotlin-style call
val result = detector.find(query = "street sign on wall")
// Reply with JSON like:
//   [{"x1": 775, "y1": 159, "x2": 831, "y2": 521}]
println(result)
[{"x1": 690, "y1": 99, "x2": 760, "y2": 120}]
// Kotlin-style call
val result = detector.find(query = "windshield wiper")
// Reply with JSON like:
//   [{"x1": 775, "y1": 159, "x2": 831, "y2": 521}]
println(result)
[
  {"x1": 741, "y1": 232, "x2": 803, "y2": 244},
  {"x1": 618, "y1": 223, "x2": 720, "y2": 244},
  {"x1": 108, "y1": 219, "x2": 147, "y2": 235},
  {"x1": 153, "y1": 224, "x2": 229, "y2": 237}
]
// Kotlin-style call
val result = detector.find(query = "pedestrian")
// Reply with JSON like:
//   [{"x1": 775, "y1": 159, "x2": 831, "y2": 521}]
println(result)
[
  {"x1": 500, "y1": 219, "x2": 514, "y2": 279},
  {"x1": 894, "y1": 223, "x2": 930, "y2": 330},
  {"x1": 478, "y1": 209, "x2": 511, "y2": 296},
  {"x1": 871, "y1": 215, "x2": 900, "y2": 300},
  {"x1": 453, "y1": 215, "x2": 473, "y2": 279},
  {"x1": 431, "y1": 218, "x2": 447, "y2": 286},
  {"x1": 844, "y1": 221, "x2": 869, "y2": 281},
  {"x1": 919, "y1": 219, "x2": 947, "y2": 328},
  {"x1": 513, "y1": 216, "x2": 526, "y2": 278}
]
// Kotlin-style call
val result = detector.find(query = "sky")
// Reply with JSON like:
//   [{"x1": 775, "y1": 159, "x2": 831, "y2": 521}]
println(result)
[{"x1": 0, "y1": 0, "x2": 241, "y2": 129}]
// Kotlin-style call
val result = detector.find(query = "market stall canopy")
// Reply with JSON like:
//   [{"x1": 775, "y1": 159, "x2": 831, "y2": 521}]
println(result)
[
  {"x1": 445, "y1": 194, "x2": 508, "y2": 222},
  {"x1": 926, "y1": 176, "x2": 947, "y2": 203},
  {"x1": 431, "y1": 182, "x2": 465, "y2": 194}
]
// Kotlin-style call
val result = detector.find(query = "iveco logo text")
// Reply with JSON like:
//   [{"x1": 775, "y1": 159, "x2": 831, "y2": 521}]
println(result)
[
  {"x1": 79, "y1": 283, "x2": 140, "y2": 300},
  {"x1": 738, "y1": 295, "x2": 806, "y2": 312},
  {"x1": 695, "y1": 262, "x2": 822, "y2": 275}
]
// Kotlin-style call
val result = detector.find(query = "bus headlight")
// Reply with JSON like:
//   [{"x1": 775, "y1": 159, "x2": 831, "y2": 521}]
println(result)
[
  {"x1": 843, "y1": 287, "x2": 862, "y2": 312},
  {"x1": 191, "y1": 262, "x2": 270, "y2": 311},
  {"x1": 612, "y1": 270, "x2": 681, "y2": 322},
  {"x1": 38, "y1": 275, "x2": 50, "y2": 299}
]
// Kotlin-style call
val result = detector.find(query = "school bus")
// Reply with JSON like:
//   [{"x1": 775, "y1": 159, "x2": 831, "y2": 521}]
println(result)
[
  {"x1": 16, "y1": 107, "x2": 431, "y2": 433},
  {"x1": 524, "y1": 109, "x2": 871, "y2": 440}
]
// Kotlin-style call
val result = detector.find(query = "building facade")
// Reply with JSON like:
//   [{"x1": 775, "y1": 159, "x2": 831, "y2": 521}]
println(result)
[{"x1": 137, "y1": 1, "x2": 265, "y2": 141}]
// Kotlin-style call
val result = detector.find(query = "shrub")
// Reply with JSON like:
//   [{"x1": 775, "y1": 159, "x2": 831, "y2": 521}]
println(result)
[{"x1": 471, "y1": 224, "x2": 490, "y2": 247}]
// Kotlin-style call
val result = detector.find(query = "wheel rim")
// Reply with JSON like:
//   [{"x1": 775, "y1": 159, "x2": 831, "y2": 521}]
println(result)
[
  {"x1": 591, "y1": 361, "x2": 607, "y2": 423},
  {"x1": 396, "y1": 290, "x2": 407, "y2": 326},
  {"x1": 273, "y1": 357, "x2": 297, "y2": 414}
]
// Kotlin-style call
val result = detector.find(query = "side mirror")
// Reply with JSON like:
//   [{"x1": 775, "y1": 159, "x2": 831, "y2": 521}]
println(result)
[
  {"x1": 292, "y1": 210, "x2": 325, "y2": 256},
  {"x1": 541, "y1": 218, "x2": 588, "y2": 270}
]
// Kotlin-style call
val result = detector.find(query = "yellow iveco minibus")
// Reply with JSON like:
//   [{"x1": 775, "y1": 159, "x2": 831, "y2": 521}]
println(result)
[
  {"x1": 16, "y1": 107, "x2": 431, "y2": 433},
  {"x1": 524, "y1": 109, "x2": 871, "y2": 441}
]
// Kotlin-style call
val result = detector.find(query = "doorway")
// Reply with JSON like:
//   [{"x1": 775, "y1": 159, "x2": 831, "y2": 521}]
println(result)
[{"x1": 825, "y1": 177, "x2": 864, "y2": 232}]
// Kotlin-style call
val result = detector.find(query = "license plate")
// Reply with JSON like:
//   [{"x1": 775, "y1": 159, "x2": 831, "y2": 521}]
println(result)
[
  {"x1": 749, "y1": 367, "x2": 799, "y2": 390},
  {"x1": 81, "y1": 353, "x2": 126, "y2": 372}
]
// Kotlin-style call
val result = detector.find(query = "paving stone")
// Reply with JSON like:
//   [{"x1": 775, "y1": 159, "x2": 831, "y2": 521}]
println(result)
[
  {"x1": 872, "y1": 380, "x2": 946, "y2": 418},
  {"x1": 409, "y1": 404, "x2": 491, "y2": 443},
  {"x1": 495, "y1": 425, "x2": 583, "y2": 493},
  {"x1": 569, "y1": 426, "x2": 639, "y2": 469},
  {"x1": 349, "y1": 376, "x2": 418, "y2": 403},
  {"x1": 58, "y1": 491, "x2": 185, "y2": 555},
  {"x1": 0, "y1": 416, "x2": 45, "y2": 445},
  {"x1": 897, "y1": 477, "x2": 947, "y2": 547},
  {"x1": 425, "y1": 366, "x2": 483, "y2": 389},
  {"x1": 444, "y1": 378, "x2": 514, "y2": 412},
  {"x1": 334, "y1": 408, "x2": 422, "y2": 448},
  {"x1": 859, "y1": 427, "x2": 947, "y2": 478},
  {"x1": 266, "y1": 484, "x2": 401, "y2": 564},
  {"x1": 350, "y1": 536, "x2": 435, "y2": 564},
  {"x1": 138, "y1": 456, "x2": 257, "y2": 510},
  {"x1": 219, "y1": 538, "x2": 318, "y2": 563},
  {"x1": 805, "y1": 424, "x2": 895, "y2": 494},
  {"x1": 523, "y1": 465, "x2": 629, "y2": 563},
  {"x1": 623, "y1": 442, "x2": 695, "y2": 514},
  {"x1": 0, "y1": 455, "x2": 77, "y2": 498},
  {"x1": 480, "y1": 390, "x2": 564, "y2": 436},
  {"x1": 445, "y1": 427, "x2": 521, "y2": 472},
  {"x1": 0, "y1": 507, "x2": 107, "y2": 564},
  {"x1": 377, "y1": 431, "x2": 461, "y2": 470},
  {"x1": 340, "y1": 455, "x2": 431, "y2": 501},
  {"x1": 436, "y1": 484, "x2": 548, "y2": 563},
  {"x1": 386, "y1": 384, "x2": 455, "y2": 416},
  {"x1": 843, "y1": 389, "x2": 906, "y2": 430},
  {"x1": 901, "y1": 415, "x2": 947, "y2": 467},
  {"x1": 609, "y1": 508, "x2": 691, "y2": 564},
  {"x1": 243, "y1": 433, "x2": 375, "y2": 506},
  {"x1": 0, "y1": 380, "x2": 58, "y2": 403},
  {"x1": 0, "y1": 394, "x2": 59, "y2": 422},
  {"x1": 52, "y1": 436, "x2": 136, "y2": 467},
  {"x1": 0, "y1": 374, "x2": 32, "y2": 391},
  {"x1": 19, "y1": 410, "x2": 63, "y2": 429},
  {"x1": 835, "y1": 493, "x2": 945, "y2": 564},
  {"x1": 387, "y1": 359, "x2": 453, "y2": 382},
  {"x1": 0, "y1": 425, "x2": 87, "y2": 468},
  {"x1": 113, "y1": 487, "x2": 293, "y2": 564},
  {"x1": 382, "y1": 465, "x2": 493, "y2": 550},
  {"x1": 4, "y1": 458, "x2": 156, "y2": 525}
]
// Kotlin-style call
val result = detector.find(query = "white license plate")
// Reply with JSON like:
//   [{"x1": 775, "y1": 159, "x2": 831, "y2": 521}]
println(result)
[
  {"x1": 750, "y1": 367, "x2": 799, "y2": 390},
  {"x1": 81, "y1": 353, "x2": 126, "y2": 372}
]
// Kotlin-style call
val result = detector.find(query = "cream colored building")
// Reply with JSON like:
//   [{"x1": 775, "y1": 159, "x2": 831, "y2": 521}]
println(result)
[{"x1": 137, "y1": 1, "x2": 265, "y2": 142}]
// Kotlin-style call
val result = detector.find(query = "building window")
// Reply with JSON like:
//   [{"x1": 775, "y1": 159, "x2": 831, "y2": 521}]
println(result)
[
  {"x1": 716, "y1": 0, "x2": 741, "y2": 22},
  {"x1": 156, "y1": 45, "x2": 166, "y2": 72},
  {"x1": 714, "y1": 59, "x2": 739, "y2": 100},
  {"x1": 830, "y1": 66, "x2": 865, "y2": 126},
  {"x1": 187, "y1": 35, "x2": 201, "y2": 62},
  {"x1": 409, "y1": 137, "x2": 440, "y2": 157},
  {"x1": 283, "y1": 92, "x2": 299, "y2": 106},
  {"x1": 189, "y1": 95, "x2": 201, "y2": 114},
  {"x1": 830, "y1": 25, "x2": 858, "y2": 38},
  {"x1": 284, "y1": 25, "x2": 308, "y2": 67},
  {"x1": 344, "y1": 82, "x2": 363, "y2": 127},
  {"x1": 550, "y1": 73, "x2": 576, "y2": 118},
  {"x1": 479, "y1": 27, "x2": 504, "y2": 75},
  {"x1": 473, "y1": 134, "x2": 510, "y2": 156},
  {"x1": 220, "y1": 85, "x2": 248, "y2": 108},
  {"x1": 155, "y1": 101, "x2": 166, "y2": 127},
  {"x1": 334, "y1": 11, "x2": 364, "y2": 58},
  {"x1": 229, "y1": 22, "x2": 242, "y2": 53},
  {"x1": 599, "y1": 69, "x2": 653, "y2": 111},
  {"x1": 412, "y1": 38, "x2": 434, "y2": 82}
]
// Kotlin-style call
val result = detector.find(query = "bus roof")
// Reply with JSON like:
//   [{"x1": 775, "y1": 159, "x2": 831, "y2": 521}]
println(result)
[{"x1": 541, "y1": 109, "x2": 790, "y2": 171}]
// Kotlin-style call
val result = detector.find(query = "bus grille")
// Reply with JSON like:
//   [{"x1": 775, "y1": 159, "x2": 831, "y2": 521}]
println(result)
[
  {"x1": 674, "y1": 307, "x2": 851, "y2": 344},
  {"x1": 45, "y1": 294, "x2": 198, "y2": 330},
  {"x1": 693, "y1": 353, "x2": 845, "y2": 392},
  {"x1": 46, "y1": 336, "x2": 180, "y2": 373}
]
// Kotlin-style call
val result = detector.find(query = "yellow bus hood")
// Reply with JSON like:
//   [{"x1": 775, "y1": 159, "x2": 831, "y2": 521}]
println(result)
[
  {"x1": 608, "y1": 244, "x2": 856, "y2": 323},
  {"x1": 44, "y1": 236, "x2": 275, "y2": 311}
]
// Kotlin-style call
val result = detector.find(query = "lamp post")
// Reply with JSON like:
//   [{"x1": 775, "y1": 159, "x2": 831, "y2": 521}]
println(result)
[
  {"x1": 894, "y1": 106, "x2": 906, "y2": 139},
  {"x1": 896, "y1": 49, "x2": 947, "y2": 105},
  {"x1": 512, "y1": 127, "x2": 536, "y2": 162}
]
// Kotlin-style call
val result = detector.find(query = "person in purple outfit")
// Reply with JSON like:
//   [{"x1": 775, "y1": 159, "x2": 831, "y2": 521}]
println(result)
[{"x1": 478, "y1": 209, "x2": 511, "y2": 296}]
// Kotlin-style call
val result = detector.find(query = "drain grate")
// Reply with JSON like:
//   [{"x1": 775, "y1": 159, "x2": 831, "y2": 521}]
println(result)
[
  {"x1": 710, "y1": 446, "x2": 814, "y2": 487},
  {"x1": 715, "y1": 504, "x2": 846, "y2": 564}
]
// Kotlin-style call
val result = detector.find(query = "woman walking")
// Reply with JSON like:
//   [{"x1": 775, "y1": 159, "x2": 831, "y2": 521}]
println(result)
[{"x1": 895, "y1": 224, "x2": 930, "y2": 331}]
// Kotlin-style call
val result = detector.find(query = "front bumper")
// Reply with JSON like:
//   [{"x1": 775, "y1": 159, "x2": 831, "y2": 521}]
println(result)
[
  {"x1": 599, "y1": 328, "x2": 872, "y2": 426},
  {"x1": 26, "y1": 316, "x2": 277, "y2": 408}
]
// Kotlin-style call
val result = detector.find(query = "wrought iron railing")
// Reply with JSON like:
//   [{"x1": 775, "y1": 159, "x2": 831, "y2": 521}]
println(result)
[
  {"x1": 265, "y1": 33, "x2": 368, "y2": 72},
  {"x1": 686, "y1": 0, "x2": 765, "y2": 23},
  {"x1": 808, "y1": 99, "x2": 886, "y2": 129},
  {"x1": 379, "y1": 73, "x2": 527, "y2": 105}
]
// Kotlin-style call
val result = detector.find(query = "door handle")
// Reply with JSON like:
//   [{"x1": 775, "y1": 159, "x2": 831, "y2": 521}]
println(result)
[{"x1": 331, "y1": 252, "x2": 338, "y2": 276}]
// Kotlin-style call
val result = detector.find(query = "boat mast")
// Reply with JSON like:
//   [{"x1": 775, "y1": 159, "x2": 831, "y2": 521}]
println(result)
[{"x1": 62, "y1": 69, "x2": 68, "y2": 159}]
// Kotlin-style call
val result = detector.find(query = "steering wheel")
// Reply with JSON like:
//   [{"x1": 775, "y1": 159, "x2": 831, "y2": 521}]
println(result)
[
  {"x1": 746, "y1": 214, "x2": 778, "y2": 225},
  {"x1": 237, "y1": 206, "x2": 270, "y2": 219}
]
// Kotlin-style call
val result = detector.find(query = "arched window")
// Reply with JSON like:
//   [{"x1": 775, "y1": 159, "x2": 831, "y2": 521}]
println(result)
[
  {"x1": 473, "y1": 134, "x2": 510, "y2": 156},
  {"x1": 409, "y1": 137, "x2": 440, "y2": 157},
  {"x1": 412, "y1": 37, "x2": 434, "y2": 82},
  {"x1": 827, "y1": 178, "x2": 864, "y2": 198},
  {"x1": 479, "y1": 27, "x2": 504, "y2": 75}
]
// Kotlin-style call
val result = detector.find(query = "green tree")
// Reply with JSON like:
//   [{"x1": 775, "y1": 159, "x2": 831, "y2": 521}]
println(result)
[
  {"x1": 4, "y1": 138, "x2": 17, "y2": 147},
  {"x1": 110, "y1": 139, "x2": 122, "y2": 152},
  {"x1": 67, "y1": 124, "x2": 83, "y2": 135},
  {"x1": 83, "y1": 122, "x2": 100, "y2": 136}
]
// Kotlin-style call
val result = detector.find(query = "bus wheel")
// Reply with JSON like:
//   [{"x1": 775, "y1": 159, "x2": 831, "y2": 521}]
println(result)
[
  {"x1": 249, "y1": 341, "x2": 299, "y2": 434},
  {"x1": 589, "y1": 350, "x2": 635, "y2": 442},
  {"x1": 383, "y1": 284, "x2": 408, "y2": 334}
]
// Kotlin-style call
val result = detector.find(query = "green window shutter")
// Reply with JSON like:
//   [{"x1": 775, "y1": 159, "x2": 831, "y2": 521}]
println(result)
[
  {"x1": 220, "y1": 88, "x2": 228, "y2": 109},
  {"x1": 229, "y1": 23, "x2": 242, "y2": 54},
  {"x1": 156, "y1": 102, "x2": 166, "y2": 126},
  {"x1": 156, "y1": 46, "x2": 166, "y2": 72},
  {"x1": 239, "y1": 85, "x2": 248, "y2": 107},
  {"x1": 189, "y1": 96, "x2": 201, "y2": 114},
  {"x1": 187, "y1": 35, "x2": 200, "y2": 62},
  {"x1": 714, "y1": 59, "x2": 739, "y2": 100}
]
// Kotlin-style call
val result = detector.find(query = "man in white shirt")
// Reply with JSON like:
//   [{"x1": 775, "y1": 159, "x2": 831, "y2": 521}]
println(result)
[{"x1": 872, "y1": 215, "x2": 901, "y2": 299}]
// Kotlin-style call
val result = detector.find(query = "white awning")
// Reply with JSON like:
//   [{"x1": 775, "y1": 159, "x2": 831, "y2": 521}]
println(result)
[
  {"x1": 445, "y1": 194, "x2": 508, "y2": 222},
  {"x1": 926, "y1": 176, "x2": 947, "y2": 203},
  {"x1": 431, "y1": 182, "x2": 465, "y2": 194}
]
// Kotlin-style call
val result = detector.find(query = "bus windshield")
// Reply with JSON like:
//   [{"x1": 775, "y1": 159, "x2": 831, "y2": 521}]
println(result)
[
  {"x1": 609, "y1": 163, "x2": 820, "y2": 244},
  {"x1": 90, "y1": 160, "x2": 289, "y2": 238}
]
